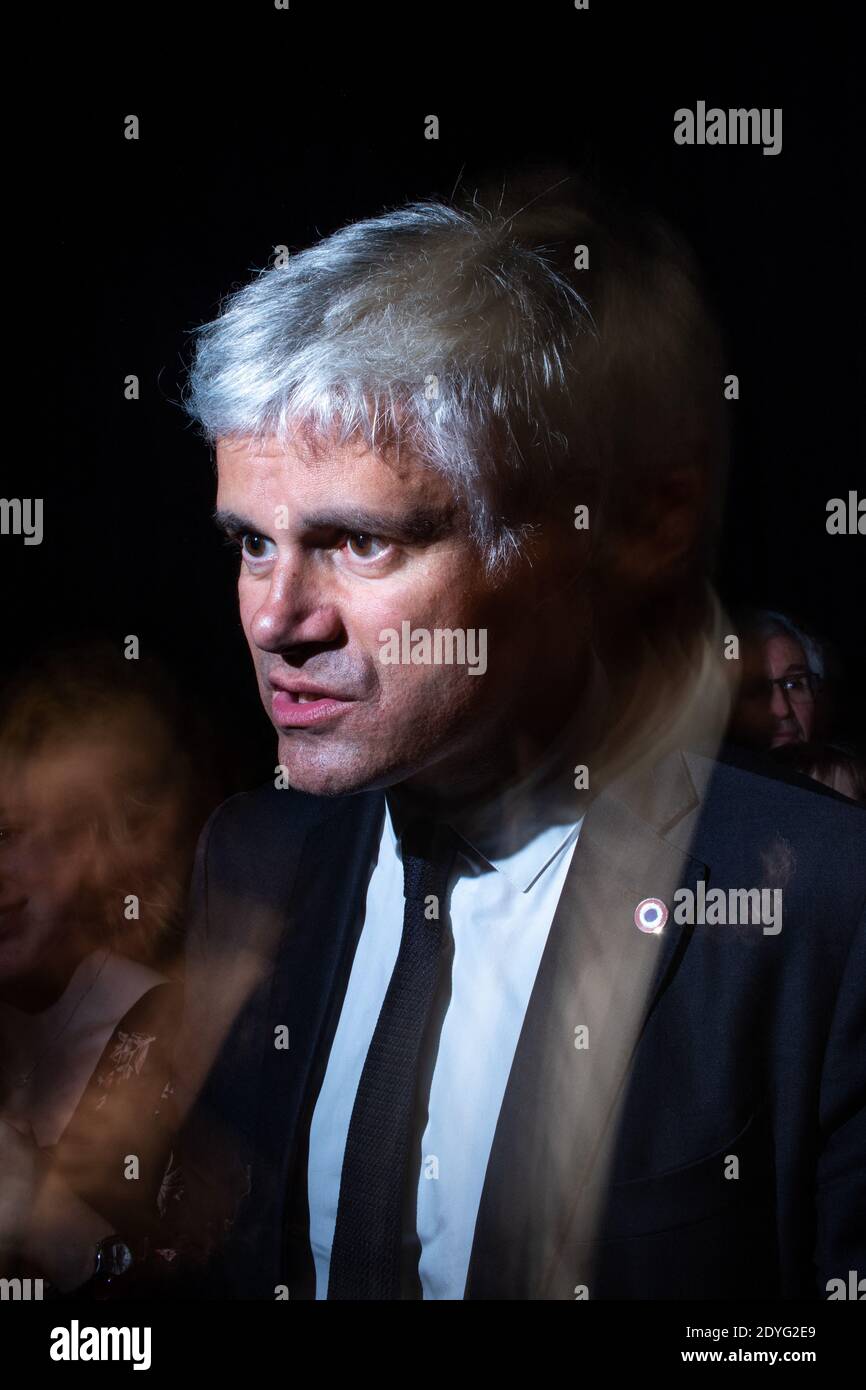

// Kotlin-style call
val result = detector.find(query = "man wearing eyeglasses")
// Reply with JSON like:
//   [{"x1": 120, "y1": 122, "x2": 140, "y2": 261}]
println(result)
[{"x1": 730, "y1": 610, "x2": 826, "y2": 751}]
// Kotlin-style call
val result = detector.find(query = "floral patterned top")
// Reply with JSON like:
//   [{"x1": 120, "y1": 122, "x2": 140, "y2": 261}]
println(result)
[{"x1": 48, "y1": 981, "x2": 183, "y2": 1241}]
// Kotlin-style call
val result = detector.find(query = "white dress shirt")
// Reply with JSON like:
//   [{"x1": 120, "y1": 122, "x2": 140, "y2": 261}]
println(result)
[{"x1": 307, "y1": 770, "x2": 585, "y2": 1299}]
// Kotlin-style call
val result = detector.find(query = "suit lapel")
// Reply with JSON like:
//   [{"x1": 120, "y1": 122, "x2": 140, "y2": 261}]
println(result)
[
  {"x1": 221, "y1": 789, "x2": 385, "y2": 1294},
  {"x1": 464, "y1": 751, "x2": 709, "y2": 1300}
]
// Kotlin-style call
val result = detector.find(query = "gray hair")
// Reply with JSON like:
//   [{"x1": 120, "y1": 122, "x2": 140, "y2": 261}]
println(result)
[
  {"x1": 183, "y1": 183, "x2": 727, "y2": 576},
  {"x1": 753, "y1": 610, "x2": 826, "y2": 681}
]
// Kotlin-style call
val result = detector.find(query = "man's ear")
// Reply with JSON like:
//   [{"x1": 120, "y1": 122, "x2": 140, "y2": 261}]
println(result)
[{"x1": 596, "y1": 462, "x2": 711, "y2": 593}]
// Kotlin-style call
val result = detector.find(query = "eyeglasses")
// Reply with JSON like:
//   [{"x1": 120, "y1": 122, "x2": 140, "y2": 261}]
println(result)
[{"x1": 744, "y1": 672, "x2": 821, "y2": 704}]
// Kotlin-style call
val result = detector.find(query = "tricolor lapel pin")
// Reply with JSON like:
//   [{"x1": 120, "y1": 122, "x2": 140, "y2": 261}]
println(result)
[{"x1": 634, "y1": 897, "x2": 668, "y2": 934}]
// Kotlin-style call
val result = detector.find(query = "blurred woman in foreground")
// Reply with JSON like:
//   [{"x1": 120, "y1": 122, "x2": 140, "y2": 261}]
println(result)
[{"x1": 0, "y1": 646, "x2": 202, "y2": 1290}]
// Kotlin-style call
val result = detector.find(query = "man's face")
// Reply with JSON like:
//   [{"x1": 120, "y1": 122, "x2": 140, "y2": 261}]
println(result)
[
  {"x1": 733, "y1": 632, "x2": 817, "y2": 750},
  {"x1": 215, "y1": 434, "x2": 578, "y2": 798},
  {"x1": 764, "y1": 634, "x2": 816, "y2": 747}
]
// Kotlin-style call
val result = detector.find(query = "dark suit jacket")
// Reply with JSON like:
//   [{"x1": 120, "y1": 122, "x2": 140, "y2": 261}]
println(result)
[{"x1": 165, "y1": 748, "x2": 865, "y2": 1299}]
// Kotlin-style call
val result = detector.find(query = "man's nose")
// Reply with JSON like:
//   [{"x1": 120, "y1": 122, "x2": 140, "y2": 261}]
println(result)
[
  {"x1": 248, "y1": 563, "x2": 342, "y2": 653},
  {"x1": 769, "y1": 684, "x2": 794, "y2": 721}
]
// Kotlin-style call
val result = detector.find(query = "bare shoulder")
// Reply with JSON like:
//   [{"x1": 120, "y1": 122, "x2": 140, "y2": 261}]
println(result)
[{"x1": 88, "y1": 952, "x2": 172, "y2": 1032}]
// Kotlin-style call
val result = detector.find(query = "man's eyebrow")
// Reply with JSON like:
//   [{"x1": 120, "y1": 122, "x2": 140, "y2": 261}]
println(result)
[
  {"x1": 213, "y1": 509, "x2": 257, "y2": 537},
  {"x1": 212, "y1": 505, "x2": 456, "y2": 544},
  {"x1": 300, "y1": 505, "x2": 456, "y2": 543}
]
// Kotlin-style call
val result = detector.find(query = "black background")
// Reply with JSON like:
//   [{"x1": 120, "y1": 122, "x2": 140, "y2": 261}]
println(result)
[{"x1": 5, "y1": 1, "x2": 863, "y2": 806}]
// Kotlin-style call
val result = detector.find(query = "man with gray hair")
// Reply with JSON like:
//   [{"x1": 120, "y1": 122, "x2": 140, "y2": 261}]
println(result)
[
  {"x1": 729, "y1": 608, "x2": 828, "y2": 752},
  {"x1": 56, "y1": 178, "x2": 865, "y2": 1301}
]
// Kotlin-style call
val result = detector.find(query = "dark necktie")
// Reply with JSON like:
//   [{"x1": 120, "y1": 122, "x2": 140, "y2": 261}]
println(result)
[{"x1": 326, "y1": 817, "x2": 459, "y2": 1300}]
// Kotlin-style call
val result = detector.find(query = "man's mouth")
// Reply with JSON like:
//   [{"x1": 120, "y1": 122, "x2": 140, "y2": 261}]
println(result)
[{"x1": 268, "y1": 681, "x2": 356, "y2": 729}]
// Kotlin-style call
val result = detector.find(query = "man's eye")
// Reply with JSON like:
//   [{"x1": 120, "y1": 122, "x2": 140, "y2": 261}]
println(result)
[
  {"x1": 241, "y1": 534, "x2": 269, "y2": 559},
  {"x1": 345, "y1": 533, "x2": 388, "y2": 560}
]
